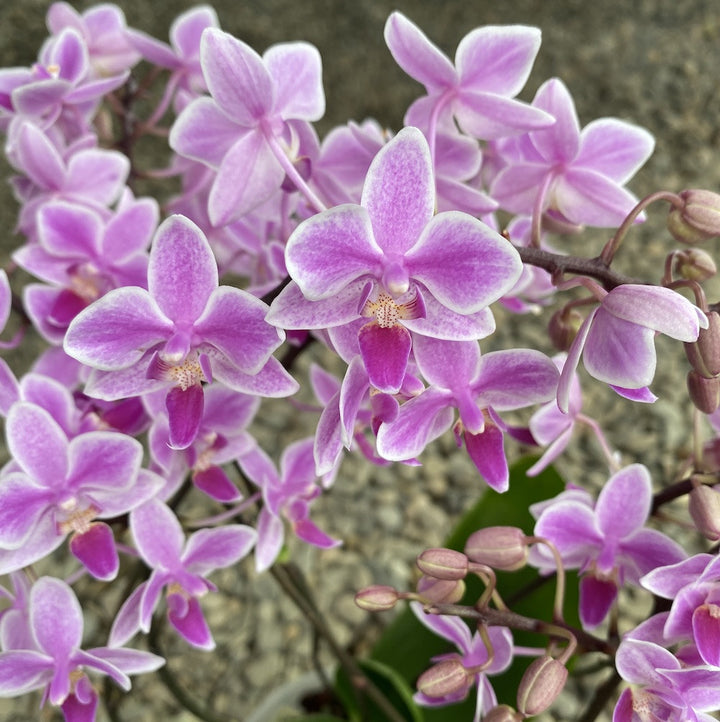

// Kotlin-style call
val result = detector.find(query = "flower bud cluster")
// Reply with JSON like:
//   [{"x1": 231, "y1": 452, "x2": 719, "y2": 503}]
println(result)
[{"x1": 668, "y1": 190, "x2": 720, "y2": 245}]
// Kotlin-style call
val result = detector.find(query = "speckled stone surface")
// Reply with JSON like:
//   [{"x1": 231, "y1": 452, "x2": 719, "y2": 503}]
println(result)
[{"x1": 0, "y1": 1, "x2": 719, "y2": 721}]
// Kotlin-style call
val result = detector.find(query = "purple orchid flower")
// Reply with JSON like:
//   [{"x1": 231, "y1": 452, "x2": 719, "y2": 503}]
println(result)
[
  {"x1": 63, "y1": 214, "x2": 296, "y2": 449},
  {"x1": 410, "y1": 602, "x2": 514, "y2": 722},
  {"x1": 268, "y1": 126, "x2": 523, "y2": 393},
  {"x1": 557, "y1": 284, "x2": 707, "y2": 411},
  {"x1": 641, "y1": 553, "x2": 720, "y2": 666},
  {"x1": 46, "y1": 2, "x2": 141, "y2": 76},
  {"x1": 146, "y1": 383, "x2": 260, "y2": 502},
  {"x1": 8, "y1": 121, "x2": 130, "y2": 237},
  {"x1": 531, "y1": 464, "x2": 686, "y2": 629},
  {"x1": 170, "y1": 27, "x2": 325, "y2": 225},
  {"x1": 238, "y1": 438, "x2": 341, "y2": 572},
  {"x1": 17, "y1": 192, "x2": 157, "y2": 344},
  {"x1": 490, "y1": 77, "x2": 655, "y2": 228},
  {"x1": 384, "y1": 12, "x2": 553, "y2": 149},
  {"x1": 0, "y1": 401, "x2": 161, "y2": 580},
  {"x1": 614, "y1": 638, "x2": 720, "y2": 722},
  {"x1": 1, "y1": 26, "x2": 129, "y2": 136},
  {"x1": 110, "y1": 498, "x2": 256, "y2": 650},
  {"x1": 0, "y1": 576, "x2": 164, "y2": 722},
  {"x1": 376, "y1": 335, "x2": 558, "y2": 491}
]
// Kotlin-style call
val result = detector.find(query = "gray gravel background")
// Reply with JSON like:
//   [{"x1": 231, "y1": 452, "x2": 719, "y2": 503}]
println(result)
[{"x1": 1, "y1": 1, "x2": 720, "y2": 720}]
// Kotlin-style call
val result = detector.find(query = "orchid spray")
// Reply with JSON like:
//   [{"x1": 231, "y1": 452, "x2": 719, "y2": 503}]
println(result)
[{"x1": 0, "y1": 4, "x2": 719, "y2": 722}]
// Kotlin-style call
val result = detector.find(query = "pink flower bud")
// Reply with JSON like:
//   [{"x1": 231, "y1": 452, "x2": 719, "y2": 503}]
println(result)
[
  {"x1": 354, "y1": 585, "x2": 399, "y2": 612},
  {"x1": 516, "y1": 655, "x2": 568, "y2": 717},
  {"x1": 464, "y1": 526, "x2": 528, "y2": 571},
  {"x1": 483, "y1": 705, "x2": 523, "y2": 722},
  {"x1": 689, "y1": 484, "x2": 720, "y2": 541},
  {"x1": 668, "y1": 189, "x2": 720, "y2": 244},
  {"x1": 416, "y1": 575, "x2": 466, "y2": 604},
  {"x1": 674, "y1": 248, "x2": 717, "y2": 282},
  {"x1": 416, "y1": 548, "x2": 469, "y2": 580},
  {"x1": 687, "y1": 370, "x2": 720, "y2": 414},
  {"x1": 417, "y1": 658, "x2": 471, "y2": 700},
  {"x1": 548, "y1": 307, "x2": 584, "y2": 351},
  {"x1": 685, "y1": 311, "x2": 720, "y2": 378}
]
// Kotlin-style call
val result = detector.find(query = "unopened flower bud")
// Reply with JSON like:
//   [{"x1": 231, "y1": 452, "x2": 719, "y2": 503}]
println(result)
[
  {"x1": 354, "y1": 585, "x2": 399, "y2": 612},
  {"x1": 416, "y1": 548, "x2": 468, "y2": 580},
  {"x1": 416, "y1": 575, "x2": 466, "y2": 604},
  {"x1": 548, "y1": 307, "x2": 584, "y2": 351},
  {"x1": 516, "y1": 655, "x2": 568, "y2": 717},
  {"x1": 687, "y1": 370, "x2": 720, "y2": 414},
  {"x1": 483, "y1": 705, "x2": 523, "y2": 722},
  {"x1": 685, "y1": 311, "x2": 720, "y2": 378},
  {"x1": 464, "y1": 526, "x2": 529, "y2": 571},
  {"x1": 417, "y1": 658, "x2": 471, "y2": 700},
  {"x1": 667, "y1": 189, "x2": 720, "y2": 244},
  {"x1": 689, "y1": 484, "x2": 720, "y2": 541},
  {"x1": 674, "y1": 248, "x2": 717, "y2": 282}
]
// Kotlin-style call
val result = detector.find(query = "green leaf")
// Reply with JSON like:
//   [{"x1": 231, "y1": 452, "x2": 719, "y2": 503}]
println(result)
[
  {"x1": 335, "y1": 657, "x2": 424, "y2": 722},
  {"x1": 370, "y1": 457, "x2": 577, "y2": 712}
]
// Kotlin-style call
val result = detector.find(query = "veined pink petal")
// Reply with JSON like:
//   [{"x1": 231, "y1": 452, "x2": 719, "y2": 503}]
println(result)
[
  {"x1": 557, "y1": 308, "x2": 597, "y2": 413},
  {"x1": 65, "y1": 149, "x2": 129, "y2": 206},
  {"x1": 358, "y1": 322, "x2": 411, "y2": 394},
  {"x1": 7, "y1": 402, "x2": 68, "y2": 487},
  {"x1": 595, "y1": 464, "x2": 651, "y2": 540},
  {"x1": 376, "y1": 388, "x2": 454, "y2": 460},
  {"x1": 169, "y1": 97, "x2": 245, "y2": 167},
  {"x1": 194, "y1": 286, "x2": 282, "y2": 374},
  {"x1": 602, "y1": 284, "x2": 706, "y2": 342},
  {"x1": 64, "y1": 287, "x2": 172, "y2": 369},
  {"x1": 456, "y1": 25, "x2": 540, "y2": 96},
  {"x1": 264, "y1": 42, "x2": 324, "y2": 121},
  {"x1": 361, "y1": 127, "x2": 435, "y2": 255},
  {"x1": 285, "y1": 205, "x2": 381, "y2": 300},
  {"x1": 0, "y1": 650, "x2": 52, "y2": 696},
  {"x1": 406, "y1": 211, "x2": 522, "y2": 314},
  {"x1": 0, "y1": 473, "x2": 54, "y2": 549},
  {"x1": 412, "y1": 335, "x2": 481, "y2": 390},
  {"x1": 210, "y1": 355, "x2": 299, "y2": 397},
  {"x1": 67, "y1": 431, "x2": 142, "y2": 493},
  {"x1": 208, "y1": 129, "x2": 284, "y2": 225},
  {"x1": 455, "y1": 91, "x2": 553, "y2": 140},
  {"x1": 70, "y1": 522, "x2": 118, "y2": 581},
  {"x1": 200, "y1": 28, "x2": 272, "y2": 125},
  {"x1": 339, "y1": 356, "x2": 370, "y2": 446},
  {"x1": 15, "y1": 122, "x2": 66, "y2": 190},
  {"x1": 171, "y1": 5, "x2": 219, "y2": 58},
  {"x1": 403, "y1": 296, "x2": 496, "y2": 340},
  {"x1": 529, "y1": 78, "x2": 581, "y2": 163},
  {"x1": 583, "y1": 309, "x2": 656, "y2": 388},
  {"x1": 148, "y1": 215, "x2": 218, "y2": 326},
  {"x1": 193, "y1": 466, "x2": 242, "y2": 502},
  {"x1": 576, "y1": 119, "x2": 655, "y2": 183},
  {"x1": 30, "y1": 577, "x2": 83, "y2": 659},
  {"x1": 255, "y1": 509, "x2": 285, "y2": 572},
  {"x1": 183, "y1": 525, "x2": 256, "y2": 574},
  {"x1": 37, "y1": 201, "x2": 103, "y2": 258},
  {"x1": 383, "y1": 12, "x2": 457, "y2": 92},
  {"x1": 131, "y1": 499, "x2": 184, "y2": 569}
]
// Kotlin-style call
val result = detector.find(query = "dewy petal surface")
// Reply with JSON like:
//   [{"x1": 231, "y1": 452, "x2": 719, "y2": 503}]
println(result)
[
  {"x1": 405, "y1": 211, "x2": 522, "y2": 314},
  {"x1": 361, "y1": 126, "x2": 434, "y2": 256}
]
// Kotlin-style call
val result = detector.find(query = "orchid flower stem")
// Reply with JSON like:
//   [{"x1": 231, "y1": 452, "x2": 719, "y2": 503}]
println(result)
[
  {"x1": 600, "y1": 190, "x2": 684, "y2": 265},
  {"x1": 577, "y1": 414, "x2": 621, "y2": 472},
  {"x1": 148, "y1": 618, "x2": 233, "y2": 722},
  {"x1": 527, "y1": 536, "x2": 566, "y2": 623},
  {"x1": 142, "y1": 70, "x2": 182, "y2": 130},
  {"x1": 270, "y1": 562, "x2": 407, "y2": 722},
  {"x1": 530, "y1": 171, "x2": 555, "y2": 248},
  {"x1": 262, "y1": 126, "x2": 328, "y2": 214},
  {"x1": 426, "y1": 89, "x2": 453, "y2": 166},
  {"x1": 665, "y1": 277, "x2": 708, "y2": 311},
  {"x1": 184, "y1": 492, "x2": 262, "y2": 528},
  {"x1": 693, "y1": 407, "x2": 705, "y2": 470}
]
